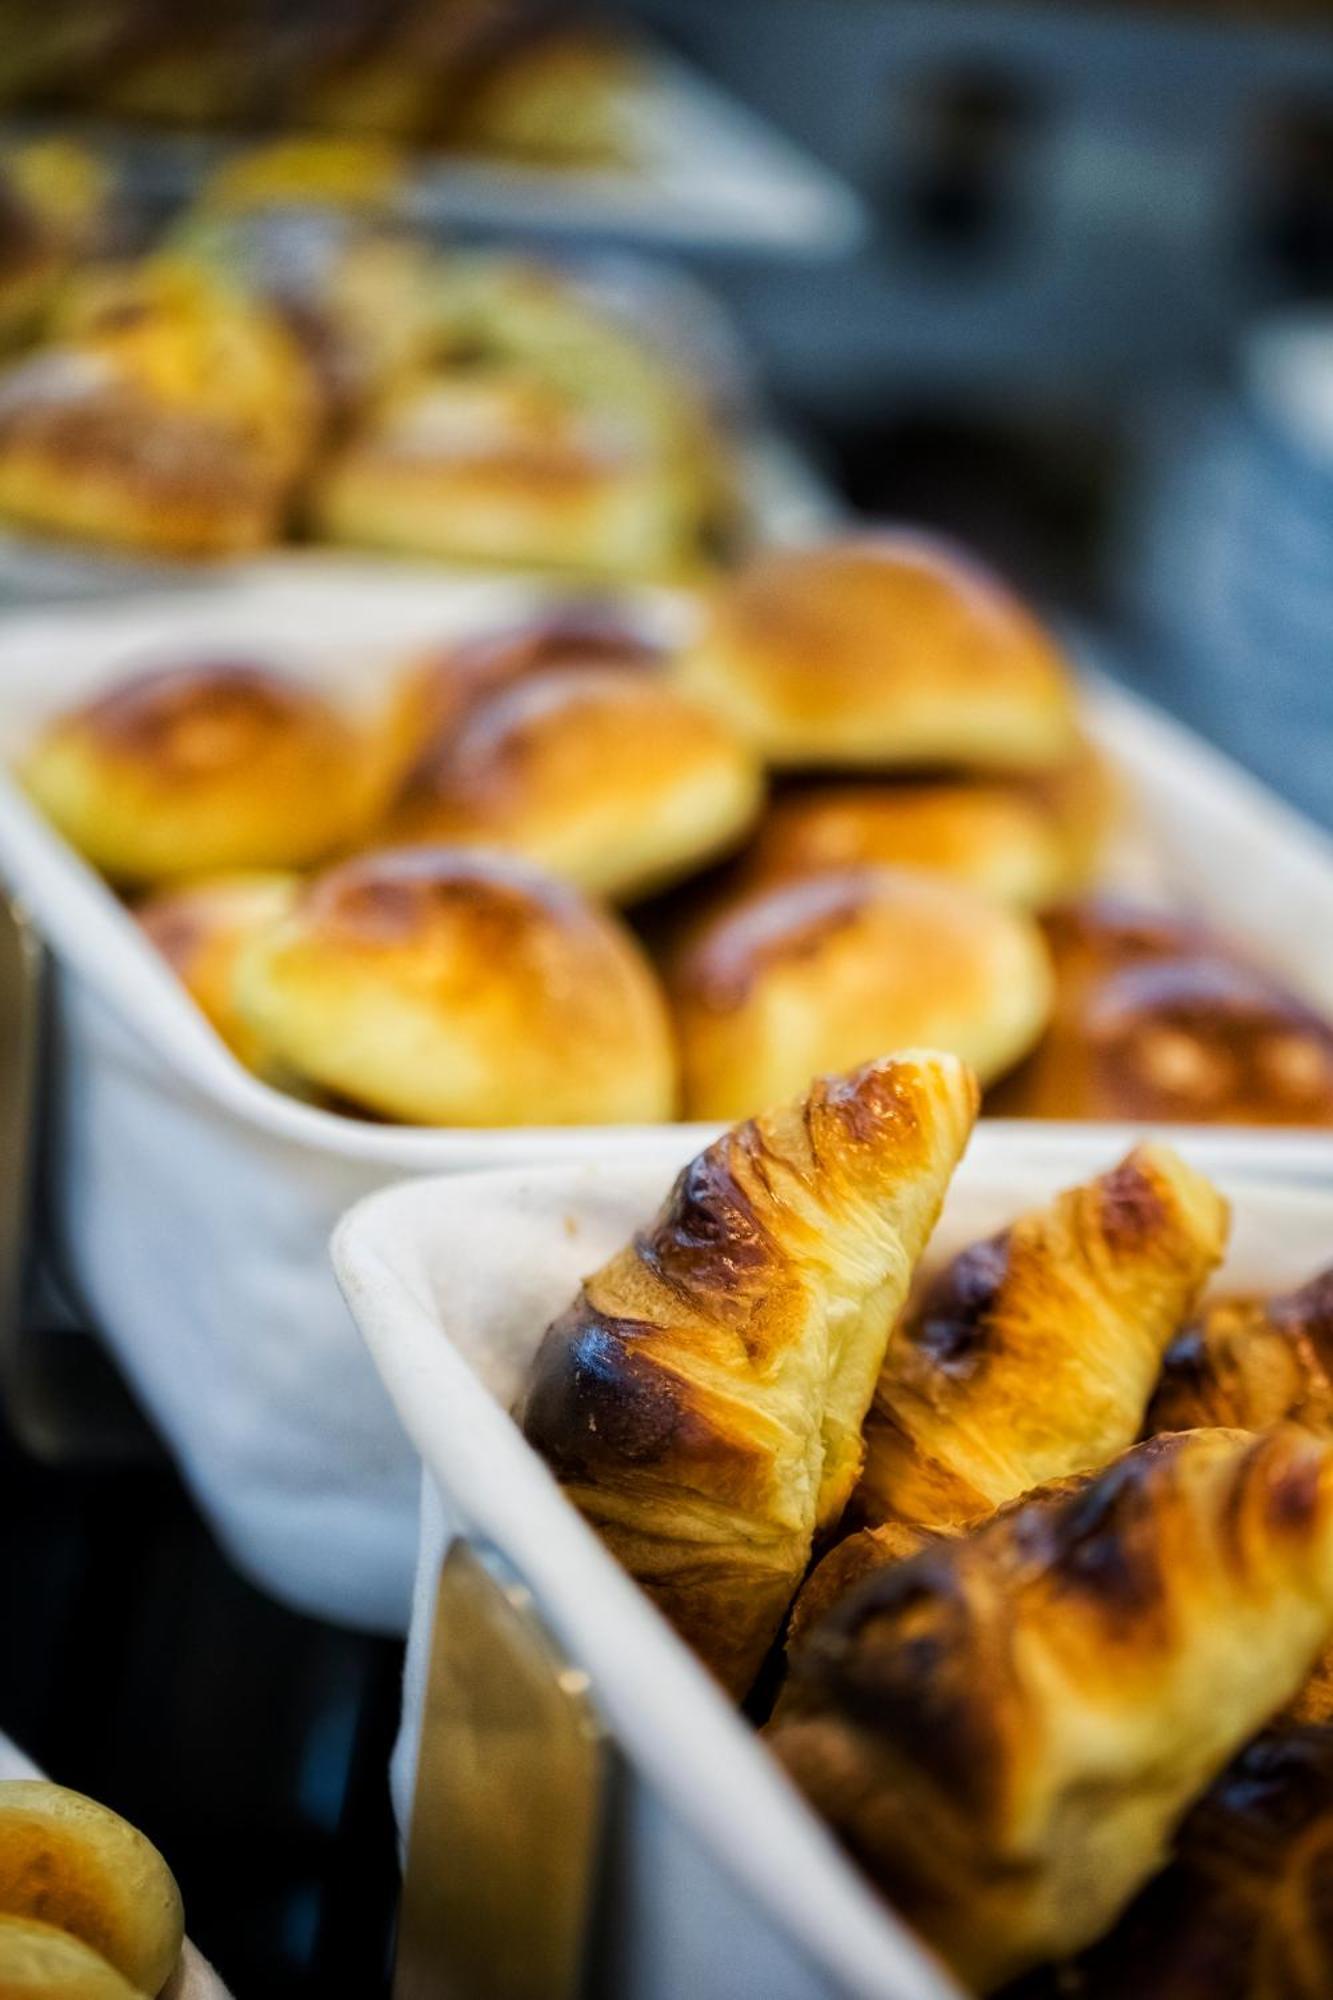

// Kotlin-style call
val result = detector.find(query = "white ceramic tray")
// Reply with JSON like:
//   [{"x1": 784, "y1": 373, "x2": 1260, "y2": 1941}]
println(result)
[
  {"x1": 1, "y1": 564, "x2": 1332, "y2": 1630},
  {"x1": 332, "y1": 1132, "x2": 1333, "y2": 2000}
]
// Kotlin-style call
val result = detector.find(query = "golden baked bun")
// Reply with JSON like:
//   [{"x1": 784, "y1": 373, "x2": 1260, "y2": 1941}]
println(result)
[
  {"x1": 309, "y1": 366, "x2": 710, "y2": 581},
  {"x1": 386, "y1": 604, "x2": 666, "y2": 766},
  {"x1": 0, "y1": 1781, "x2": 182, "y2": 1994},
  {"x1": 520, "y1": 1051, "x2": 979, "y2": 1695},
  {"x1": 856, "y1": 1143, "x2": 1228, "y2": 1531},
  {"x1": 378, "y1": 666, "x2": 764, "y2": 902},
  {"x1": 235, "y1": 846, "x2": 677, "y2": 1127},
  {"x1": 23, "y1": 662, "x2": 374, "y2": 885},
  {"x1": 670, "y1": 866, "x2": 1052, "y2": 1121},
  {"x1": 443, "y1": 22, "x2": 641, "y2": 165},
  {"x1": 675, "y1": 533, "x2": 1081, "y2": 771},
  {"x1": 0, "y1": 262, "x2": 319, "y2": 558},
  {"x1": 137, "y1": 872, "x2": 299, "y2": 1072},
  {"x1": 740, "y1": 757, "x2": 1107, "y2": 911},
  {"x1": 770, "y1": 1427, "x2": 1333, "y2": 1993},
  {"x1": 0, "y1": 1916, "x2": 144, "y2": 1998}
]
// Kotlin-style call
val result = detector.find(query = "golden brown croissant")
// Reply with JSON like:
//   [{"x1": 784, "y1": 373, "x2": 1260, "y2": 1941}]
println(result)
[
  {"x1": 769, "y1": 1426, "x2": 1333, "y2": 1993},
  {"x1": 1147, "y1": 1266, "x2": 1333, "y2": 1440},
  {"x1": 855, "y1": 1144, "x2": 1228, "y2": 1533},
  {"x1": 519, "y1": 1051, "x2": 980, "y2": 1696},
  {"x1": 1008, "y1": 1721, "x2": 1333, "y2": 2000}
]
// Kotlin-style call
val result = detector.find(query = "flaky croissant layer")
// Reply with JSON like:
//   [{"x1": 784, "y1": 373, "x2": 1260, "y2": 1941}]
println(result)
[
  {"x1": 520, "y1": 1050, "x2": 980, "y2": 1696},
  {"x1": 770, "y1": 1426, "x2": 1333, "y2": 1993}
]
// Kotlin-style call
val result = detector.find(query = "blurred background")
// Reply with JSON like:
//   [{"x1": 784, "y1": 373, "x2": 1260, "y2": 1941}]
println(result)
[{"x1": 1, "y1": 2, "x2": 1331, "y2": 1995}]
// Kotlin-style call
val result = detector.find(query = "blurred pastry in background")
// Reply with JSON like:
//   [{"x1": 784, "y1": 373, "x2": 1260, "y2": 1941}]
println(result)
[
  {"x1": 311, "y1": 364, "x2": 711, "y2": 578},
  {"x1": 137, "y1": 872, "x2": 299, "y2": 1074},
  {"x1": 22, "y1": 660, "x2": 376, "y2": 883},
  {"x1": 191, "y1": 136, "x2": 409, "y2": 219},
  {"x1": 0, "y1": 262, "x2": 320, "y2": 557},
  {"x1": 669, "y1": 865, "x2": 1052, "y2": 1120},
  {"x1": 676, "y1": 532, "x2": 1081, "y2": 772},
  {"x1": 0, "y1": 1778, "x2": 183, "y2": 1994},
  {"x1": 1146, "y1": 1263, "x2": 1333, "y2": 1441},
  {"x1": 377, "y1": 665, "x2": 764, "y2": 901},
  {"x1": 439, "y1": 10, "x2": 643, "y2": 165},
  {"x1": 0, "y1": 139, "x2": 115, "y2": 352},
  {"x1": 236, "y1": 846, "x2": 678, "y2": 1126},
  {"x1": 993, "y1": 896, "x2": 1333, "y2": 1124},
  {"x1": 739, "y1": 737, "x2": 1113, "y2": 910}
]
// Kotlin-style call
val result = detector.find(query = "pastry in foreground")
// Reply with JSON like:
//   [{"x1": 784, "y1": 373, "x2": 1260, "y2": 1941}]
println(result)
[
  {"x1": 855, "y1": 1143, "x2": 1228, "y2": 1530},
  {"x1": 993, "y1": 897, "x2": 1333, "y2": 1124},
  {"x1": 0, "y1": 1779, "x2": 183, "y2": 1994},
  {"x1": 1147, "y1": 1264, "x2": 1333, "y2": 1439},
  {"x1": 670, "y1": 866, "x2": 1052, "y2": 1120},
  {"x1": 769, "y1": 1426, "x2": 1333, "y2": 1992},
  {"x1": 675, "y1": 532, "x2": 1081, "y2": 771},
  {"x1": 519, "y1": 1050, "x2": 980, "y2": 1696},
  {"x1": 23, "y1": 661, "x2": 374, "y2": 884},
  {"x1": 378, "y1": 666, "x2": 764, "y2": 902},
  {"x1": 1009, "y1": 1721, "x2": 1333, "y2": 2000},
  {"x1": 0, "y1": 1914, "x2": 144, "y2": 1996},
  {"x1": 137, "y1": 872, "x2": 299, "y2": 1073},
  {"x1": 0, "y1": 263, "x2": 319, "y2": 558},
  {"x1": 235, "y1": 846, "x2": 678, "y2": 1126}
]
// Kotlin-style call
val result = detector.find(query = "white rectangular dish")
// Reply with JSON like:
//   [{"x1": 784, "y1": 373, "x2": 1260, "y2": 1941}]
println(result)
[
  {"x1": 331, "y1": 1133, "x2": 1333, "y2": 2000},
  {"x1": 2, "y1": 564, "x2": 1333, "y2": 1632}
]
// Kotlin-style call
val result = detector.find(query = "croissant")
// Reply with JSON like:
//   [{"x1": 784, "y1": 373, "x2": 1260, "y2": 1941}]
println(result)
[
  {"x1": 519, "y1": 1051, "x2": 980, "y2": 1696},
  {"x1": 769, "y1": 1426, "x2": 1333, "y2": 1993},
  {"x1": 855, "y1": 1144, "x2": 1228, "y2": 1531},
  {"x1": 1008, "y1": 1721, "x2": 1333, "y2": 2000},
  {"x1": 1147, "y1": 1266, "x2": 1333, "y2": 1439}
]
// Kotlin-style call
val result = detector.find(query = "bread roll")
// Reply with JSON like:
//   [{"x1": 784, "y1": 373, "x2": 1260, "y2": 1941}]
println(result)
[
  {"x1": 235, "y1": 845, "x2": 677, "y2": 1126},
  {"x1": 740, "y1": 768, "x2": 1100, "y2": 911},
  {"x1": 0, "y1": 1781, "x2": 182, "y2": 1994},
  {"x1": 137, "y1": 872, "x2": 298, "y2": 1072},
  {"x1": 0, "y1": 1917, "x2": 143, "y2": 1998},
  {"x1": 309, "y1": 367, "x2": 708, "y2": 581},
  {"x1": 770, "y1": 1427, "x2": 1333, "y2": 1991},
  {"x1": 856, "y1": 1144, "x2": 1228, "y2": 1530},
  {"x1": 670, "y1": 866, "x2": 1051, "y2": 1120},
  {"x1": 520, "y1": 1051, "x2": 979, "y2": 1695},
  {"x1": 379, "y1": 667, "x2": 764, "y2": 902},
  {"x1": 386, "y1": 604, "x2": 665, "y2": 769},
  {"x1": 23, "y1": 662, "x2": 374, "y2": 884},
  {"x1": 676, "y1": 533, "x2": 1080, "y2": 771},
  {"x1": 0, "y1": 263, "x2": 318, "y2": 557}
]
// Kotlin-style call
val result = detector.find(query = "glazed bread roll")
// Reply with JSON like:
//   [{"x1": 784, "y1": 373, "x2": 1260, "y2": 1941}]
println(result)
[
  {"x1": 520, "y1": 1051, "x2": 980, "y2": 1695},
  {"x1": 385, "y1": 604, "x2": 666, "y2": 772},
  {"x1": 235, "y1": 846, "x2": 677, "y2": 1126},
  {"x1": 675, "y1": 533, "x2": 1080, "y2": 771},
  {"x1": 855, "y1": 1144, "x2": 1228, "y2": 1531},
  {"x1": 0, "y1": 1916, "x2": 144, "y2": 1997},
  {"x1": 994, "y1": 897, "x2": 1333, "y2": 1125},
  {"x1": 137, "y1": 872, "x2": 299, "y2": 1072},
  {"x1": 0, "y1": 1781, "x2": 182, "y2": 1994},
  {"x1": 740, "y1": 766, "x2": 1103, "y2": 911},
  {"x1": 670, "y1": 866, "x2": 1052, "y2": 1121},
  {"x1": 770, "y1": 1427, "x2": 1333, "y2": 1992},
  {"x1": 378, "y1": 666, "x2": 764, "y2": 902},
  {"x1": 0, "y1": 263, "x2": 318, "y2": 558},
  {"x1": 310, "y1": 367, "x2": 708, "y2": 581},
  {"x1": 23, "y1": 662, "x2": 374, "y2": 884}
]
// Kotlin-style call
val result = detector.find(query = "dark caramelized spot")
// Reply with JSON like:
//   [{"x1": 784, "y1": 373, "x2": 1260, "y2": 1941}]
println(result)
[
  {"x1": 905, "y1": 1231, "x2": 1012, "y2": 1380},
  {"x1": 521, "y1": 1299, "x2": 699, "y2": 1477},
  {"x1": 1036, "y1": 1444, "x2": 1172, "y2": 1619},
  {"x1": 637, "y1": 1140, "x2": 778, "y2": 1319},
  {"x1": 303, "y1": 845, "x2": 589, "y2": 948},
  {"x1": 1263, "y1": 1447, "x2": 1323, "y2": 1536},
  {"x1": 677, "y1": 870, "x2": 898, "y2": 1013},
  {"x1": 1273, "y1": 1265, "x2": 1333, "y2": 1369},
  {"x1": 1096, "y1": 1154, "x2": 1168, "y2": 1252}
]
